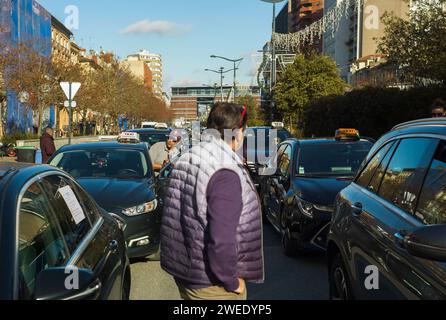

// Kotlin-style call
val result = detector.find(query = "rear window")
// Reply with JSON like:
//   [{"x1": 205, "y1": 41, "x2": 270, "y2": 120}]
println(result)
[
  {"x1": 137, "y1": 132, "x2": 169, "y2": 146},
  {"x1": 298, "y1": 141, "x2": 373, "y2": 177}
]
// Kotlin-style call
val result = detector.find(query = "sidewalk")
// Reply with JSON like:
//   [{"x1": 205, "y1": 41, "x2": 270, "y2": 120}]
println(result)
[{"x1": 0, "y1": 157, "x2": 17, "y2": 163}]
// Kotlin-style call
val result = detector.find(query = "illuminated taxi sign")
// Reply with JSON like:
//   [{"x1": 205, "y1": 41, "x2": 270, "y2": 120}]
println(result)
[
  {"x1": 118, "y1": 132, "x2": 140, "y2": 144},
  {"x1": 272, "y1": 122, "x2": 284, "y2": 129},
  {"x1": 335, "y1": 128, "x2": 360, "y2": 141}
]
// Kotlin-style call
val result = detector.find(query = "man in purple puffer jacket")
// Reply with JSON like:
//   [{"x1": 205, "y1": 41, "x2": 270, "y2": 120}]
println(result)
[{"x1": 160, "y1": 103, "x2": 264, "y2": 300}]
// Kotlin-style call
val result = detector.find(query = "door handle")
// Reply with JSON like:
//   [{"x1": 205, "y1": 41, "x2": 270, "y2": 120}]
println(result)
[
  {"x1": 394, "y1": 230, "x2": 409, "y2": 248},
  {"x1": 108, "y1": 240, "x2": 119, "y2": 253},
  {"x1": 351, "y1": 202, "x2": 363, "y2": 216}
]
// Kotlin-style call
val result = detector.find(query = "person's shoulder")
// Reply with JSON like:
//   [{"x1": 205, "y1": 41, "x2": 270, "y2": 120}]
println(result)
[{"x1": 150, "y1": 142, "x2": 164, "y2": 149}]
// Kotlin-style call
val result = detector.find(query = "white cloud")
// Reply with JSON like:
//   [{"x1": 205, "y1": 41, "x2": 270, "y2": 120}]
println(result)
[{"x1": 120, "y1": 19, "x2": 191, "y2": 36}]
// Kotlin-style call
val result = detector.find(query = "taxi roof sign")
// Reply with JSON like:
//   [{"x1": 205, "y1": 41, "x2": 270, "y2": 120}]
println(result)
[
  {"x1": 118, "y1": 132, "x2": 140, "y2": 144},
  {"x1": 272, "y1": 122, "x2": 284, "y2": 129},
  {"x1": 335, "y1": 128, "x2": 360, "y2": 141}
]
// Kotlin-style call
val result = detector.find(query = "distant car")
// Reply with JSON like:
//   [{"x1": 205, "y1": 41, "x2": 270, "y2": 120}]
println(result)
[
  {"x1": 328, "y1": 119, "x2": 446, "y2": 300},
  {"x1": 244, "y1": 126, "x2": 293, "y2": 187},
  {"x1": 154, "y1": 123, "x2": 169, "y2": 130},
  {"x1": 141, "y1": 122, "x2": 157, "y2": 129},
  {"x1": 126, "y1": 128, "x2": 171, "y2": 147},
  {"x1": 262, "y1": 129, "x2": 373, "y2": 256},
  {"x1": 0, "y1": 163, "x2": 130, "y2": 300},
  {"x1": 49, "y1": 141, "x2": 162, "y2": 260}
]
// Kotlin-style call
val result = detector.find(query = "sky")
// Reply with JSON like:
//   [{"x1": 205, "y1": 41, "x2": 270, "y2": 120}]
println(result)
[{"x1": 38, "y1": 0, "x2": 281, "y2": 94}]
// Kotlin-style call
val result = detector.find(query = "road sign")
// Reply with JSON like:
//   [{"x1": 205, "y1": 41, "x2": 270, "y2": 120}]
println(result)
[
  {"x1": 60, "y1": 82, "x2": 81, "y2": 100},
  {"x1": 64, "y1": 100, "x2": 77, "y2": 108}
]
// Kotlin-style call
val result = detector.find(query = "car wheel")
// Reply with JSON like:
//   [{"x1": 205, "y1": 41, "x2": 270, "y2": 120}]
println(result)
[
  {"x1": 329, "y1": 254, "x2": 353, "y2": 300},
  {"x1": 147, "y1": 244, "x2": 160, "y2": 261},
  {"x1": 282, "y1": 228, "x2": 302, "y2": 257}
]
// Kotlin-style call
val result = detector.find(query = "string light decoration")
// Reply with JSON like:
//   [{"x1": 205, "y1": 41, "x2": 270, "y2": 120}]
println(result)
[{"x1": 272, "y1": 0, "x2": 363, "y2": 52}]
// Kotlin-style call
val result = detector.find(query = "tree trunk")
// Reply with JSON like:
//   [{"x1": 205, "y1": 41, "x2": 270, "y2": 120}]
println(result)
[
  {"x1": 82, "y1": 110, "x2": 87, "y2": 136},
  {"x1": 37, "y1": 103, "x2": 43, "y2": 136}
]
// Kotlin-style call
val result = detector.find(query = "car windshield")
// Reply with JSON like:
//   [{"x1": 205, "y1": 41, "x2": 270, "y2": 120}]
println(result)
[
  {"x1": 138, "y1": 133, "x2": 169, "y2": 146},
  {"x1": 297, "y1": 142, "x2": 373, "y2": 177},
  {"x1": 50, "y1": 149, "x2": 151, "y2": 179}
]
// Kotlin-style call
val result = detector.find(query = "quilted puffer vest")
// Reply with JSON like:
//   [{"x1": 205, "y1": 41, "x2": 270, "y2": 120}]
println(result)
[{"x1": 160, "y1": 135, "x2": 264, "y2": 286}]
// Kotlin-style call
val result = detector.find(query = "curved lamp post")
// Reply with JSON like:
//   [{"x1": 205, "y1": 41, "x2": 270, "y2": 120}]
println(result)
[
  {"x1": 205, "y1": 67, "x2": 239, "y2": 102},
  {"x1": 210, "y1": 55, "x2": 244, "y2": 102}
]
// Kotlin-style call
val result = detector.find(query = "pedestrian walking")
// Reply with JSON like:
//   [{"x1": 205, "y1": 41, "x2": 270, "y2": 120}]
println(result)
[
  {"x1": 160, "y1": 103, "x2": 264, "y2": 301},
  {"x1": 40, "y1": 127, "x2": 56, "y2": 164},
  {"x1": 149, "y1": 130, "x2": 183, "y2": 172},
  {"x1": 431, "y1": 98, "x2": 446, "y2": 118}
]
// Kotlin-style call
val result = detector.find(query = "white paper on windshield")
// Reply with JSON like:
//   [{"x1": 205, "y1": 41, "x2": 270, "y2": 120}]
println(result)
[{"x1": 58, "y1": 186, "x2": 86, "y2": 225}]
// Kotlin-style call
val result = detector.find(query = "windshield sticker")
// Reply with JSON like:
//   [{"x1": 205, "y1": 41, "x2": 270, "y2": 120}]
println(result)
[
  {"x1": 57, "y1": 186, "x2": 86, "y2": 225},
  {"x1": 299, "y1": 167, "x2": 305, "y2": 175}
]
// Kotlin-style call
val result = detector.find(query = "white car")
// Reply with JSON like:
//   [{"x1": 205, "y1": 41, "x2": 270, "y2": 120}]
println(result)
[{"x1": 154, "y1": 123, "x2": 168, "y2": 130}]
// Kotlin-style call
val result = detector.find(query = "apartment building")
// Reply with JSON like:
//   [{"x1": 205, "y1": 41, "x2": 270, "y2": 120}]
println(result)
[
  {"x1": 323, "y1": 0, "x2": 409, "y2": 85},
  {"x1": 126, "y1": 50, "x2": 163, "y2": 96}
]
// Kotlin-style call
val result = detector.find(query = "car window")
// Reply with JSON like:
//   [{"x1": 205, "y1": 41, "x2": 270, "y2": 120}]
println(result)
[
  {"x1": 50, "y1": 149, "x2": 151, "y2": 179},
  {"x1": 368, "y1": 142, "x2": 398, "y2": 193},
  {"x1": 68, "y1": 181, "x2": 101, "y2": 224},
  {"x1": 379, "y1": 138, "x2": 439, "y2": 214},
  {"x1": 18, "y1": 181, "x2": 71, "y2": 299},
  {"x1": 356, "y1": 141, "x2": 396, "y2": 188},
  {"x1": 298, "y1": 142, "x2": 372, "y2": 177},
  {"x1": 40, "y1": 175, "x2": 93, "y2": 253},
  {"x1": 279, "y1": 145, "x2": 292, "y2": 177},
  {"x1": 415, "y1": 141, "x2": 446, "y2": 225}
]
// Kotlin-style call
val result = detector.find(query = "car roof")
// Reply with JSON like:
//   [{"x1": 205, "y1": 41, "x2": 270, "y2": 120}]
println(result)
[
  {"x1": 127, "y1": 128, "x2": 171, "y2": 134},
  {"x1": 58, "y1": 141, "x2": 149, "y2": 152},
  {"x1": 284, "y1": 137, "x2": 373, "y2": 146},
  {"x1": 0, "y1": 162, "x2": 34, "y2": 179},
  {"x1": 392, "y1": 118, "x2": 446, "y2": 131}
]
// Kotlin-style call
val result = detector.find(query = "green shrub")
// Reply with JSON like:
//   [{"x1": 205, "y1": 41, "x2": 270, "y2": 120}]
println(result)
[
  {"x1": 303, "y1": 85, "x2": 446, "y2": 140},
  {"x1": 1, "y1": 132, "x2": 39, "y2": 145}
]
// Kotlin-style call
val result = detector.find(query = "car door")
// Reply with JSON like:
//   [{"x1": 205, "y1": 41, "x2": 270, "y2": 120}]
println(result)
[
  {"x1": 385, "y1": 139, "x2": 446, "y2": 299},
  {"x1": 17, "y1": 179, "x2": 72, "y2": 300},
  {"x1": 346, "y1": 137, "x2": 440, "y2": 299},
  {"x1": 268, "y1": 143, "x2": 293, "y2": 231},
  {"x1": 40, "y1": 174, "x2": 125, "y2": 300}
]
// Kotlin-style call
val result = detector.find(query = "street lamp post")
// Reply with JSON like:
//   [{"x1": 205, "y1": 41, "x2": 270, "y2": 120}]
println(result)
[
  {"x1": 210, "y1": 55, "x2": 244, "y2": 102},
  {"x1": 261, "y1": 0, "x2": 286, "y2": 121},
  {"x1": 205, "y1": 67, "x2": 239, "y2": 102}
]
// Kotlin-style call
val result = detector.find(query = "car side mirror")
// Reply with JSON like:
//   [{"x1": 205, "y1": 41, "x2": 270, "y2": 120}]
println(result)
[
  {"x1": 34, "y1": 267, "x2": 101, "y2": 300},
  {"x1": 402, "y1": 225, "x2": 446, "y2": 262}
]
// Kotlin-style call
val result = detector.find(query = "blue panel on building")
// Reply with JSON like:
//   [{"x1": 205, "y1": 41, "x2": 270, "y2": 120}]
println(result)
[{"x1": 1, "y1": 0, "x2": 52, "y2": 134}]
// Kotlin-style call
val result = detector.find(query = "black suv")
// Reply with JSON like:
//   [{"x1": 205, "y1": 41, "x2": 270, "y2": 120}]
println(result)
[
  {"x1": 262, "y1": 131, "x2": 372, "y2": 256},
  {"x1": 328, "y1": 118, "x2": 446, "y2": 300}
]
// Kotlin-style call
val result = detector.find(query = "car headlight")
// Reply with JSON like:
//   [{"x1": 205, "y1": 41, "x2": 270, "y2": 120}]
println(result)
[
  {"x1": 122, "y1": 199, "x2": 158, "y2": 217},
  {"x1": 297, "y1": 198, "x2": 314, "y2": 219}
]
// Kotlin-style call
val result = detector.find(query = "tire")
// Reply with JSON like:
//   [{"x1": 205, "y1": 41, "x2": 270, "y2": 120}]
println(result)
[
  {"x1": 147, "y1": 244, "x2": 160, "y2": 261},
  {"x1": 329, "y1": 254, "x2": 353, "y2": 300},
  {"x1": 282, "y1": 228, "x2": 302, "y2": 257},
  {"x1": 122, "y1": 275, "x2": 130, "y2": 301}
]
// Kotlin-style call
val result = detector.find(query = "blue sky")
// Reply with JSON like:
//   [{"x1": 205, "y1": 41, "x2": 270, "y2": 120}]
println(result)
[{"x1": 38, "y1": 0, "x2": 280, "y2": 93}]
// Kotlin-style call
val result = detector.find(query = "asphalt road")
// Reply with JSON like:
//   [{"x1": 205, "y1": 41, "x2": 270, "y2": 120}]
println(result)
[{"x1": 130, "y1": 223, "x2": 329, "y2": 300}]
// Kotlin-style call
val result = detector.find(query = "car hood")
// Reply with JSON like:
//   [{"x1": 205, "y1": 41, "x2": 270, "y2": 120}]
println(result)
[
  {"x1": 292, "y1": 177, "x2": 353, "y2": 206},
  {"x1": 77, "y1": 178, "x2": 156, "y2": 212}
]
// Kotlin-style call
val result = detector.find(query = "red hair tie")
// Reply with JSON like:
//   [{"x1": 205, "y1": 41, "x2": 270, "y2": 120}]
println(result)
[{"x1": 240, "y1": 105, "x2": 247, "y2": 127}]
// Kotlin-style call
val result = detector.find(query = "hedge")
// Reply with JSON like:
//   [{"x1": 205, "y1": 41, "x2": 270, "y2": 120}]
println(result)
[{"x1": 303, "y1": 86, "x2": 446, "y2": 140}]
